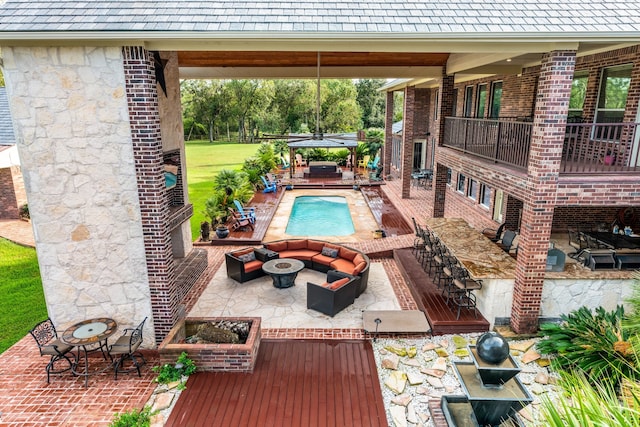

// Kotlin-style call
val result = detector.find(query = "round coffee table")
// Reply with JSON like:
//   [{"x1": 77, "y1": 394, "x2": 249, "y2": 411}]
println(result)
[{"x1": 262, "y1": 258, "x2": 305, "y2": 288}]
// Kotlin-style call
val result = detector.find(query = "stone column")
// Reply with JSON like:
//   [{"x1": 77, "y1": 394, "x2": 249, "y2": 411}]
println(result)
[
  {"x1": 123, "y1": 46, "x2": 179, "y2": 344},
  {"x1": 2, "y1": 46, "x2": 155, "y2": 344},
  {"x1": 510, "y1": 50, "x2": 576, "y2": 334},
  {"x1": 383, "y1": 91, "x2": 394, "y2": 177},
  {"x1": 401, "y1": 86, "x2": 415, "y2": 199}
]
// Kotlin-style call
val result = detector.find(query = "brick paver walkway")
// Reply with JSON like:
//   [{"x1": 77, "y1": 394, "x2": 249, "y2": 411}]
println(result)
[{"x1": 0, "y1": 219, "x2": 35, "y2": 247}]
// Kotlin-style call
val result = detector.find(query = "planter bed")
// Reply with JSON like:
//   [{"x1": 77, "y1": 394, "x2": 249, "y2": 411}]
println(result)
[{"x1": 158, "y1": 316, "x2": 261, "y2": 372}]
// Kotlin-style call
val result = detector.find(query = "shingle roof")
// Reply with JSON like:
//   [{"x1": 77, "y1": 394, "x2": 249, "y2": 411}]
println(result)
[
  {"x1": 0, "y1": 0, "x2": 638, "y2": 34},
  {"x1": 0, "y1": 88, "x2": 16, "y2": 146}
]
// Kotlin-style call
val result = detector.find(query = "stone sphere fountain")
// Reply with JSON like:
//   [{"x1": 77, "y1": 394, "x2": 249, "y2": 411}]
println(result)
[{"x1": 441, "y1": 331, "x2": 533, "y2": 426}]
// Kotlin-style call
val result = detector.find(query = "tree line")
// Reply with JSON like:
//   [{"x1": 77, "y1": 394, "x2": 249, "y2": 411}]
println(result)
[{"x1": 180, "y1": 78, "x2": 389, "y2": 142}]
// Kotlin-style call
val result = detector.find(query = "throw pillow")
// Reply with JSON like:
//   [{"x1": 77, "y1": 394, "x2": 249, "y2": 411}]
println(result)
[
  {"x1": 238, "y1": 251, "x2": 256, "y2": 263},
  {"x1": 321, "y1": 246, "x2": 339, "y2": 258}
]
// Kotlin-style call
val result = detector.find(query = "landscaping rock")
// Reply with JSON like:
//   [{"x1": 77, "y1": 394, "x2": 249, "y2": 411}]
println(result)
[
  {"x1": 391, "y1": 394, "x2": 412, "y2": 406},
  {"x1": 385, "y1": 371, "x2": 407, "y2": 394},
  {"x1": 390, "y1": 405, "x2": 407, "y2": 427},
  {"x1": 196, "y1": 323, "x2": 239, "y2": 343},
  {"x1": 382, "y1": 354, "x2": 400, "y2": 370}
]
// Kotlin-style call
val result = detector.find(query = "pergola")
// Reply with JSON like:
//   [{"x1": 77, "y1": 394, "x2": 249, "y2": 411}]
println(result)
[{"x1": 286, "y1": 136, "x2": 358, "y2": 174}]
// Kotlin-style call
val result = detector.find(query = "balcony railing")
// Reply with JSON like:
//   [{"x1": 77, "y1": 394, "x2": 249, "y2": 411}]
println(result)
[
  {"x1": 443, "y1": 117, "x2": 640, "y2": 174},
  {"x1": 443, "y1": 117, "x2": 532, "y2": 170}
]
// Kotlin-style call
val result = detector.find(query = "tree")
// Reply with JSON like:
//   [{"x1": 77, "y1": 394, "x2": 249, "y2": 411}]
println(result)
[
  {"x1": 356, "y1": 79, "x2": 386, "y2": 128},
  {"x1": 180, "y1": 80, "x2": 227, "y2": 142},
  {"x1": 269, "y1": 80, "x2": 315, "y2": 134},
  {"x1": 0, "y1": 68, "x2": 4, "y2": 87},
  {"x1": 319, "y1": 79, "x2": 361, "y2": 133}
]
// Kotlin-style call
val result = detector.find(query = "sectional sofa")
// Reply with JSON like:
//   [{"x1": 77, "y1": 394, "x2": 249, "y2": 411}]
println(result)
[{"x1": 225, "y1": 239, "x2": 370, "y2": 297}]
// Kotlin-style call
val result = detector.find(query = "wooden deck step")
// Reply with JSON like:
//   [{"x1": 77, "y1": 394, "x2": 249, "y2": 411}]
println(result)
[
  {"x1": 394, "y1": 248, "x2": 490, "y2": 335},
  {"x1": 164, "y1": 340, "x2": 388, "y2": 427}
]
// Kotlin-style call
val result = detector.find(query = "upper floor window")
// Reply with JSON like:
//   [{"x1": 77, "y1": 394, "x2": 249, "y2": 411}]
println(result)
[
  {"x1": 568, "y1": 72, "x2": 588, "y2": 122},
  {"x1": 447, "y1": 168, "x2": 452, "y2": 185},
  {"x1": 434, "y1": 89, "x2": 439, "y2": 120},
  {"x1": 595, "y1": 64, "x2": 631, "y2": 124},
  {"x1": 476, "y1": 84, "x2": 487, "y2": 118},
  {"x1": 464, "y1": 86, "x2": 474, "y2": 117},
  {"x1": 489, "y1": 82, "x2": 502, "y2": 119},
  {"x1": 457, "y1": 173, "x2": 466, "y2": 193}
]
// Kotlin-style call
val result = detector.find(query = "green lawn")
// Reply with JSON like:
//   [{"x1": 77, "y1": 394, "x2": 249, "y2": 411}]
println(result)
[
  {"x1": 185, "y1": 140, "x2": 261, "y2": 239},
  {"x1": 0, "y1": 238, "x2": 47, "y2": 353}
]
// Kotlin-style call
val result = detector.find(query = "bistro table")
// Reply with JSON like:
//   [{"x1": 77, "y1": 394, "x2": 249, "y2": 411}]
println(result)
[
  {"x1": 262, "y1": 258, "x2": 305, "y2": 288},
  {"x1": 62, "y1": 317, "x2": 118, "y2": 387}
]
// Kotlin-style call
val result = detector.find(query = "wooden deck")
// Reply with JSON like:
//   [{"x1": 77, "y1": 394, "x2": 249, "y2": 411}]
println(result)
[
  {"x1": 394, "y1": 248, "x2": 490, "y2": 335},
  {"x1": 208, "y1": 176, "x2": 412, "y2": 246},
  {"x1": 164, "y1": 340, "x2": 388, "y2": 427}
]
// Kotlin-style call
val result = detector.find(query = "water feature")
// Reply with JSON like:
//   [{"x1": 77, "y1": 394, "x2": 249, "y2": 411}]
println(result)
[
  {"x1": 286, "y1": 195, "x2": 355, "y2": 236},
  {"x1": 441, "y1": 332, "x2": 533, "y2": 426}
]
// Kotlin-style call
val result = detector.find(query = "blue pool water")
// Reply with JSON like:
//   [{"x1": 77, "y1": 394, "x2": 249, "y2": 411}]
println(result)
[{"x1": 286, "y1": 196, "x2": 355, "y2": 236}]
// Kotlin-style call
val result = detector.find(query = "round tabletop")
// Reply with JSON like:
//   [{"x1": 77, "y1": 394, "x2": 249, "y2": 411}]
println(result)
[
  {"x1": 62, "y1": 317, "x2": 118, "y2": 346},
  {"x1": 262, "y1": 258, "x2": 305, "y2": 275}
]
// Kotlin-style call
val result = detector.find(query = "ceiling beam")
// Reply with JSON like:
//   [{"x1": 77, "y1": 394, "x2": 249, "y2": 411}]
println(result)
[{"x1": 179, "y1": 66, "x2": 443, "y2": 79}]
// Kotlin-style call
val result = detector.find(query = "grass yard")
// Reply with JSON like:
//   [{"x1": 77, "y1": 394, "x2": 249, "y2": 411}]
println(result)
[
  {"x1": 0, "y1": 238, "x2": 47, "y2": 354},
  {"x1": 185, "y1": 140, "x2": 261, "y2": 239}
]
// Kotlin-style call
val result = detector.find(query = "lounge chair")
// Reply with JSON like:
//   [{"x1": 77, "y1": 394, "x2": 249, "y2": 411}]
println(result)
[
  {"x1": 228, "y1": 208, "x2": 254, "y2": 231},
  {"x1": 357, "y1": 155, "x2": 370, "y2": 169},
  {"x1": 279, "y1": 156, "x2": 290, "y2": 169},
  {"x1": 260, "y1": 175, "x2": 277, "y2": 193},
  {"x1": 233, "y1": 200, "x2": 256, "y2": 223},
  {"x1": 295, "y1": 153, "x2": 307, "y2": 167},
  {"x1": 367, "y1": 155, "x2": 380, "y2": 170},
  {"x1": 369, "y1": 165, "x2": 383, "y2": 181}
]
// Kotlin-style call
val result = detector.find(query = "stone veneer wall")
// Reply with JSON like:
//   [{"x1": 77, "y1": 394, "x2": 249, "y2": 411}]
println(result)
[{"x1": 1, "y1": 46, "x2": 155, "y2": 343}]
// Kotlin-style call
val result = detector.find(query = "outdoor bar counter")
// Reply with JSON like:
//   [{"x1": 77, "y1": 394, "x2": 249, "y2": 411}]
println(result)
[{"x1": 425, "y1": 218, "x2": 635, "y2": 326}]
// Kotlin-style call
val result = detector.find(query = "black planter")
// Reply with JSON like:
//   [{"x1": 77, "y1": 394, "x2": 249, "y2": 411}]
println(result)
[{"x1": 216, "y1": 226, "x2": 230, "y2": 239}]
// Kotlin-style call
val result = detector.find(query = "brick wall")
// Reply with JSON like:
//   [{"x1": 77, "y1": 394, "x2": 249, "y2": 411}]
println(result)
[
  {"x1": 123, "y1": 46, "x2": 179, "y2": 344},
  {"x1": 0, "y1": 167, "x2": 19, "y2": 219}
]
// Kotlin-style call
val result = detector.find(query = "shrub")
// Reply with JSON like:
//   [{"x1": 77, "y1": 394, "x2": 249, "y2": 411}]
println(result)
[
  {"x1": 152, "y1": 352, "x2": 197, "y2": 390},
  {"x1": 537, "y1": 305, "x2": 638, "y2": 388},
  {"x1": 109, "y1": 406, "x2": 152, "y2": 427},
  {"x1": 19, "y1": 204, "x2": 29, "y2": 219}
]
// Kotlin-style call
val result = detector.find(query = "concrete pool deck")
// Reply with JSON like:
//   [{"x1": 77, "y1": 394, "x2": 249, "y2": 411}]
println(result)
[{"x1": 263, "y1": 188, "x2": 380, "y2": 243}]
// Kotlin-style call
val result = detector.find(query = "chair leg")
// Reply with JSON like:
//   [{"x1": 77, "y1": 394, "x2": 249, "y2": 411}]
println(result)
[{"x1": 46, "y1": 353, "x2": 75, "y2": 383}]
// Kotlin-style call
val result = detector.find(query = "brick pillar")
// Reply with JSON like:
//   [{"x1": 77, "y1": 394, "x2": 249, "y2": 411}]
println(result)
[
  {"x1": 383, "y1": 91, "x2": 394, "y2": 176},
  {"x1": 510, "y1": 50, "x2": 576, "y2": 334},
  {"x1": 123, "y1": 46, "x2": 178, "y2": 344},
  {"x1": 401, "y1": 86, "x2": 415, "y2": 199},
  {"x1": 431, "y1": 72, "x2": 455, "y2": 217}
]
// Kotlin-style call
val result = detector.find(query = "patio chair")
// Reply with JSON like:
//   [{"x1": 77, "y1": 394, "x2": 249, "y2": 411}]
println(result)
[
  {"x1": 367, "y1": 155, "x2": 380, "y2": 170},
  {"x1": 295, "y1": 153, "x2": 307, "y2": 167},
  {"x1": 279, "y1": 156, "x2": 290, "y2": 169},
  {"x1": 29, "y1": 318, "x2": 76, "y2": 383},
  {"x1": 233, "y1": 200, "x2": 256, "y2": 224},
  {"x1": 266, "y1": 172, "x2": 282, "y2": 187},
  {"x1": 260, "y1": 175, "x2": 277, "y2": 193},
  {"x1": 482, "y1": 222, "x2": 506, "y2": 243},
  {"x1": 369, "y1": 165, "x2": 383, "y2": 181},
  {"x1": 496, "y1": 230, "x2": 517, "y2": 253},
  {"x1": 357, "y1": 155, "x2": 370, "y2": 169},
  {"x1": 228, "y1": 208, "x2": 254, "y2": 231},
  {"x1": 110, "y1": 317, "x2": 147, "y2": 380}
]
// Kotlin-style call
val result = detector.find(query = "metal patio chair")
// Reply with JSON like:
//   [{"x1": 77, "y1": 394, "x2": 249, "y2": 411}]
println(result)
[
  {"x1": 29, "y1": 318, "x2": 76, "y2": 383},
  {"x1": 110, "y1": 317, "x2": 147, "y2": 380}
]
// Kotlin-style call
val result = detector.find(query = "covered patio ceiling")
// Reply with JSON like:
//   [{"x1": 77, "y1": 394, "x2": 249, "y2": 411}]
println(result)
[{"x1": 174, "y1": 41, "x2": 634, "y2": 83}]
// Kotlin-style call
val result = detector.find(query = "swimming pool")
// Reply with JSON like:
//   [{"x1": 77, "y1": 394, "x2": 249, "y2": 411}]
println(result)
[{"x1": 286, "y1": 196, "x2": 356, "y2": 236}]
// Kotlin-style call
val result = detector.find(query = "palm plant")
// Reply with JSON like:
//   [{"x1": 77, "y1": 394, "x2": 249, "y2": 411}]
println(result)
[
  {"x1": 537, "y1": 305, "x2": 639, "y2": 389},
  {"x1": 205, "y1": 169, "x2": 254, "y2": 226},
  {"x1": 539, "y1": 371, "x2": 640, "y2": 427}
]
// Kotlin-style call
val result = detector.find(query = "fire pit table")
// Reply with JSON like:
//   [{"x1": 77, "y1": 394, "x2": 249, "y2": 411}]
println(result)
[{"x1": 262, "y1": 258, "x2": 305, "y2": 288}]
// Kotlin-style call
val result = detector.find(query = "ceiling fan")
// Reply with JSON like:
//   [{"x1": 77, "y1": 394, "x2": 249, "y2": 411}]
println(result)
[{"x1": 260, "y1": 52, "x2": 361, "y2": 145}]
